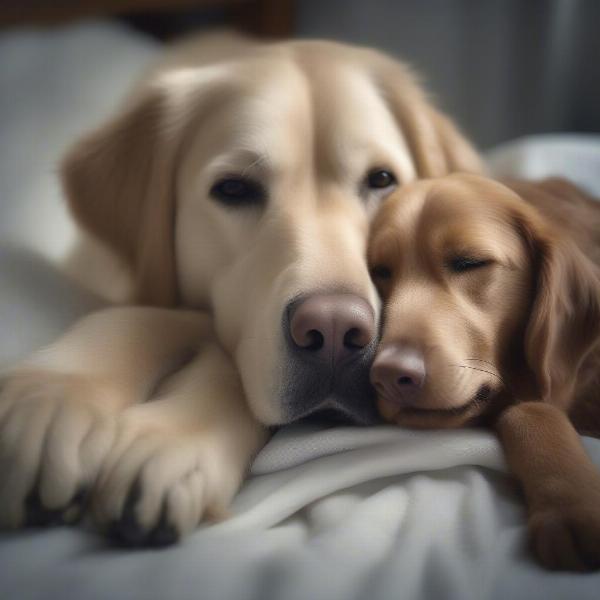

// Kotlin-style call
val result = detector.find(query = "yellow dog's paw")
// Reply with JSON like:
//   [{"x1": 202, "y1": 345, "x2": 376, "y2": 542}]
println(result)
[
  {"x1": 0, "y1": 372, "x2": 116, "y2": 529},
  {"x1": 92, "y1": 404, "x2": 242, "y2": 546},
  {"x1": 529, "y1": 503, "x2": 600, "y2": 571}
]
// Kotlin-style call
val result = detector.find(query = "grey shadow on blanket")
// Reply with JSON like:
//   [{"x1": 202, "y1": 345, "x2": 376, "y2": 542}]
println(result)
[{"x1": 0, "y1": 243, "x2": 105, "y2": 367}]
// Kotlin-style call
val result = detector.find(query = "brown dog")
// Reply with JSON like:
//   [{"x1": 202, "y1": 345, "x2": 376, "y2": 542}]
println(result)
[{"x1": 368, "y1": 173, "x2": 600, "y2": 571}]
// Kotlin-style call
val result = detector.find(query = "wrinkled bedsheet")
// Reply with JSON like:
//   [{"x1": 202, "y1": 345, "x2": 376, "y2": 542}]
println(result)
[{"x1": 1, "y1": 21, "x2": 600, "y2": 600}]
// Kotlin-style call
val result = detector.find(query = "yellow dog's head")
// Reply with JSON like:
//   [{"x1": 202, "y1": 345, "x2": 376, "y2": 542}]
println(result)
[{"x1": 62, "y1": 36, "x2": 481, "y2": 425}]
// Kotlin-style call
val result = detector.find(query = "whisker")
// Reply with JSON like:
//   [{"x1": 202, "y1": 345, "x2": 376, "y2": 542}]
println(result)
[
  {"x1": 458, "y1": 359, "x2": 514, "y2": 396},
  {"x1": 449, "y1": 364, "x2": 507, "y2": 388},
  {"x1": 464, "y1": 358, "x2": 498, "y2": 369},
  {"x1": 456, "y1": 364, "x2": 517, "y2": 408}
]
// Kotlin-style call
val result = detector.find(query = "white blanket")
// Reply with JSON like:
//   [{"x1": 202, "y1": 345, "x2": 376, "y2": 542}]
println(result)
[{"x1": 1, "y1": 21, "x2": 599, "y2": 600}]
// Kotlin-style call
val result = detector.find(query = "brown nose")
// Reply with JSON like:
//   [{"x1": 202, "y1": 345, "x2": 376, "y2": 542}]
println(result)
[
  {"x1": 370, "y1": 344, "x2": 426, "y2": 407},
  {"x1": 288, "y1": 294, "x2": 376, "y2": 363}
]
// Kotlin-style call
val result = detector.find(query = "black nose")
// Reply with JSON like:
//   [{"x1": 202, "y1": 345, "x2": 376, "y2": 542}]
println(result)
[
  {"x1": 288, "y1": 293, "x2": 376, "y2": 364},
  {"x1": 370, "y1": 344, "x2": 426, "y2": 407}
]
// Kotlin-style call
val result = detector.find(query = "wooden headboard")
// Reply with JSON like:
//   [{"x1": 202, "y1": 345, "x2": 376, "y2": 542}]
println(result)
[{"x1": 0, "y1": 0, "x2": 295, "y2": 38}]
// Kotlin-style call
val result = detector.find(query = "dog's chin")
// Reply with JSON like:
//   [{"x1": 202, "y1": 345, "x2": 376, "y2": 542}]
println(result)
[
  {"x1": 277, "y1": 345, "x2": 381, "y2": 426},
  {"x1": 377, "y1": 384, "x2": 495, "y2": 429},
  {"x1": 280, "y1": 390, "x2": 382, "y2": 426}
]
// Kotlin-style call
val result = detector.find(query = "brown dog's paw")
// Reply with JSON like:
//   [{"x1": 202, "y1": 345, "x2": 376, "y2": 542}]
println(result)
[{"x1": 529, "y1": 506, "x2": 600, "y2": 571}]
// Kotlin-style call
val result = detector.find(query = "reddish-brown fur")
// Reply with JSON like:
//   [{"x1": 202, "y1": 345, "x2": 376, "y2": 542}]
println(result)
[{"x1": 369, "y1": 173, "x2": 600, "y2": 570}]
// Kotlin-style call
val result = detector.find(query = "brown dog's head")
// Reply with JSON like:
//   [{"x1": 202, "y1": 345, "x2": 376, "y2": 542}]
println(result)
[{"x1": 368, "y1": 173, "x2": 600, "y2": 428}]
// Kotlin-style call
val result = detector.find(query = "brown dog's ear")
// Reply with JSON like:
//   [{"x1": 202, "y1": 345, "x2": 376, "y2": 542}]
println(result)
[
  {"x1": 515, "y1": 193, "x2": 600, "y2": 406},
  {"x1": 61, "y1": 70, "x2": 224, "y2": 306},
  {"x1": 377, "y1": 60, "x2": 483, "y2": 177}
]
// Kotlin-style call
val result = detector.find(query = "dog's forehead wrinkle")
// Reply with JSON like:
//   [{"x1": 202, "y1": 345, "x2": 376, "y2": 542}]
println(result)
[
  {"x1": 415, "y1": 189, "x2": 511, "y2": 263},
  {"x1": 302, "y1": 61, "x2": 414, "y2": 185},
  {"x1": 179, "y1": 52, "x2": 414, "y2": 204},
  {"x1": 197, "y1": 63, "x2": 314, "y2": 173},
  {"x1": 208, "y1": 148, "x2": 272, "y2": 174},
  {"x1": 153, "y1": 65, "x2": 230, "y2": 101}
]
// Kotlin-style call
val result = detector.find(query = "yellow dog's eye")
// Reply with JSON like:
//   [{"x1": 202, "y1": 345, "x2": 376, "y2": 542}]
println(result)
[
  {"x1": 367, "y1": 169, "x2": 397, "y2": 189},
  {"x1": 210, "y1": 177, "x2": 266, "y2": 207},
  {"x1": 448, "y1": 256, "x2": 492, "y2": 273}
]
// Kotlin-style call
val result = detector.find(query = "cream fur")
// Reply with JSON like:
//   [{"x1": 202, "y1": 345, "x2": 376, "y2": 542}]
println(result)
[{"x1": 0, "y1": 33, "x2": 481, "y2": 541}]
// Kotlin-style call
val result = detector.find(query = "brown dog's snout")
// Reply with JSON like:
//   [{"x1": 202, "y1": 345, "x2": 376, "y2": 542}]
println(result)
[
  {"x1": 288, "y1": 294, "x2": 375, "y2": 363},
  {"x1": 370, "y1": 344, "x2": 426, "y2": 407}
]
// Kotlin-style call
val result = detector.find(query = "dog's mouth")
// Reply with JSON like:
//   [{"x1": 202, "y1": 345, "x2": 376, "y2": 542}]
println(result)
[
  {"x1": 399, "y1": 384, "x2": 493, "y2": 417},
  {"x1": 379, "y1": 384, "x2": 495, "y2": 428}
]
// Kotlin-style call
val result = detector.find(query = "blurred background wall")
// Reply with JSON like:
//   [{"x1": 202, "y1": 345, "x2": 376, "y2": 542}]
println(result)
[
  {"x1": 2, "y1": 0, "x2": 599, "y2": 149},
  {"x1": 296, "y1": 0, "x2": 600, "y2": 149}
]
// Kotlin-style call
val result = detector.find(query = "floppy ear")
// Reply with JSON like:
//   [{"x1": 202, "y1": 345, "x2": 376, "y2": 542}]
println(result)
[
  {"x1": 61, "y1": 70, "x2": 224, "y2": 306},
  {"x1": 377, "y1": 60, "x2": 483, "y2": 177},
  {"x1": 516, "y1": 202, "x2": 600, "y2": 407}
]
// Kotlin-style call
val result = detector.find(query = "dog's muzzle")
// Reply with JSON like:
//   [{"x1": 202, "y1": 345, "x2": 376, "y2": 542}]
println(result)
[{"x1": 280, "y1": 293, "x2": 380, "y2": 425}]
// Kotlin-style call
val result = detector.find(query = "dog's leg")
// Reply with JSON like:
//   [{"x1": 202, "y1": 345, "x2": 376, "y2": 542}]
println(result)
[
  {"x1": 496, "y1": 402, "x2": 600, "y2": 571},
  {"x1": 0, "y1": 307, "x2": 214, "y2": 528},
  {"x1": 91, "y1": 340, "x2": 267, "y2": 546}
]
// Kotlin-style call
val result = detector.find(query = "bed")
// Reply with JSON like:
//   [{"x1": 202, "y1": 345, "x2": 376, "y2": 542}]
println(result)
[{"x1": 1, "y1": 21, "x2": 599, "y2": 600}]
